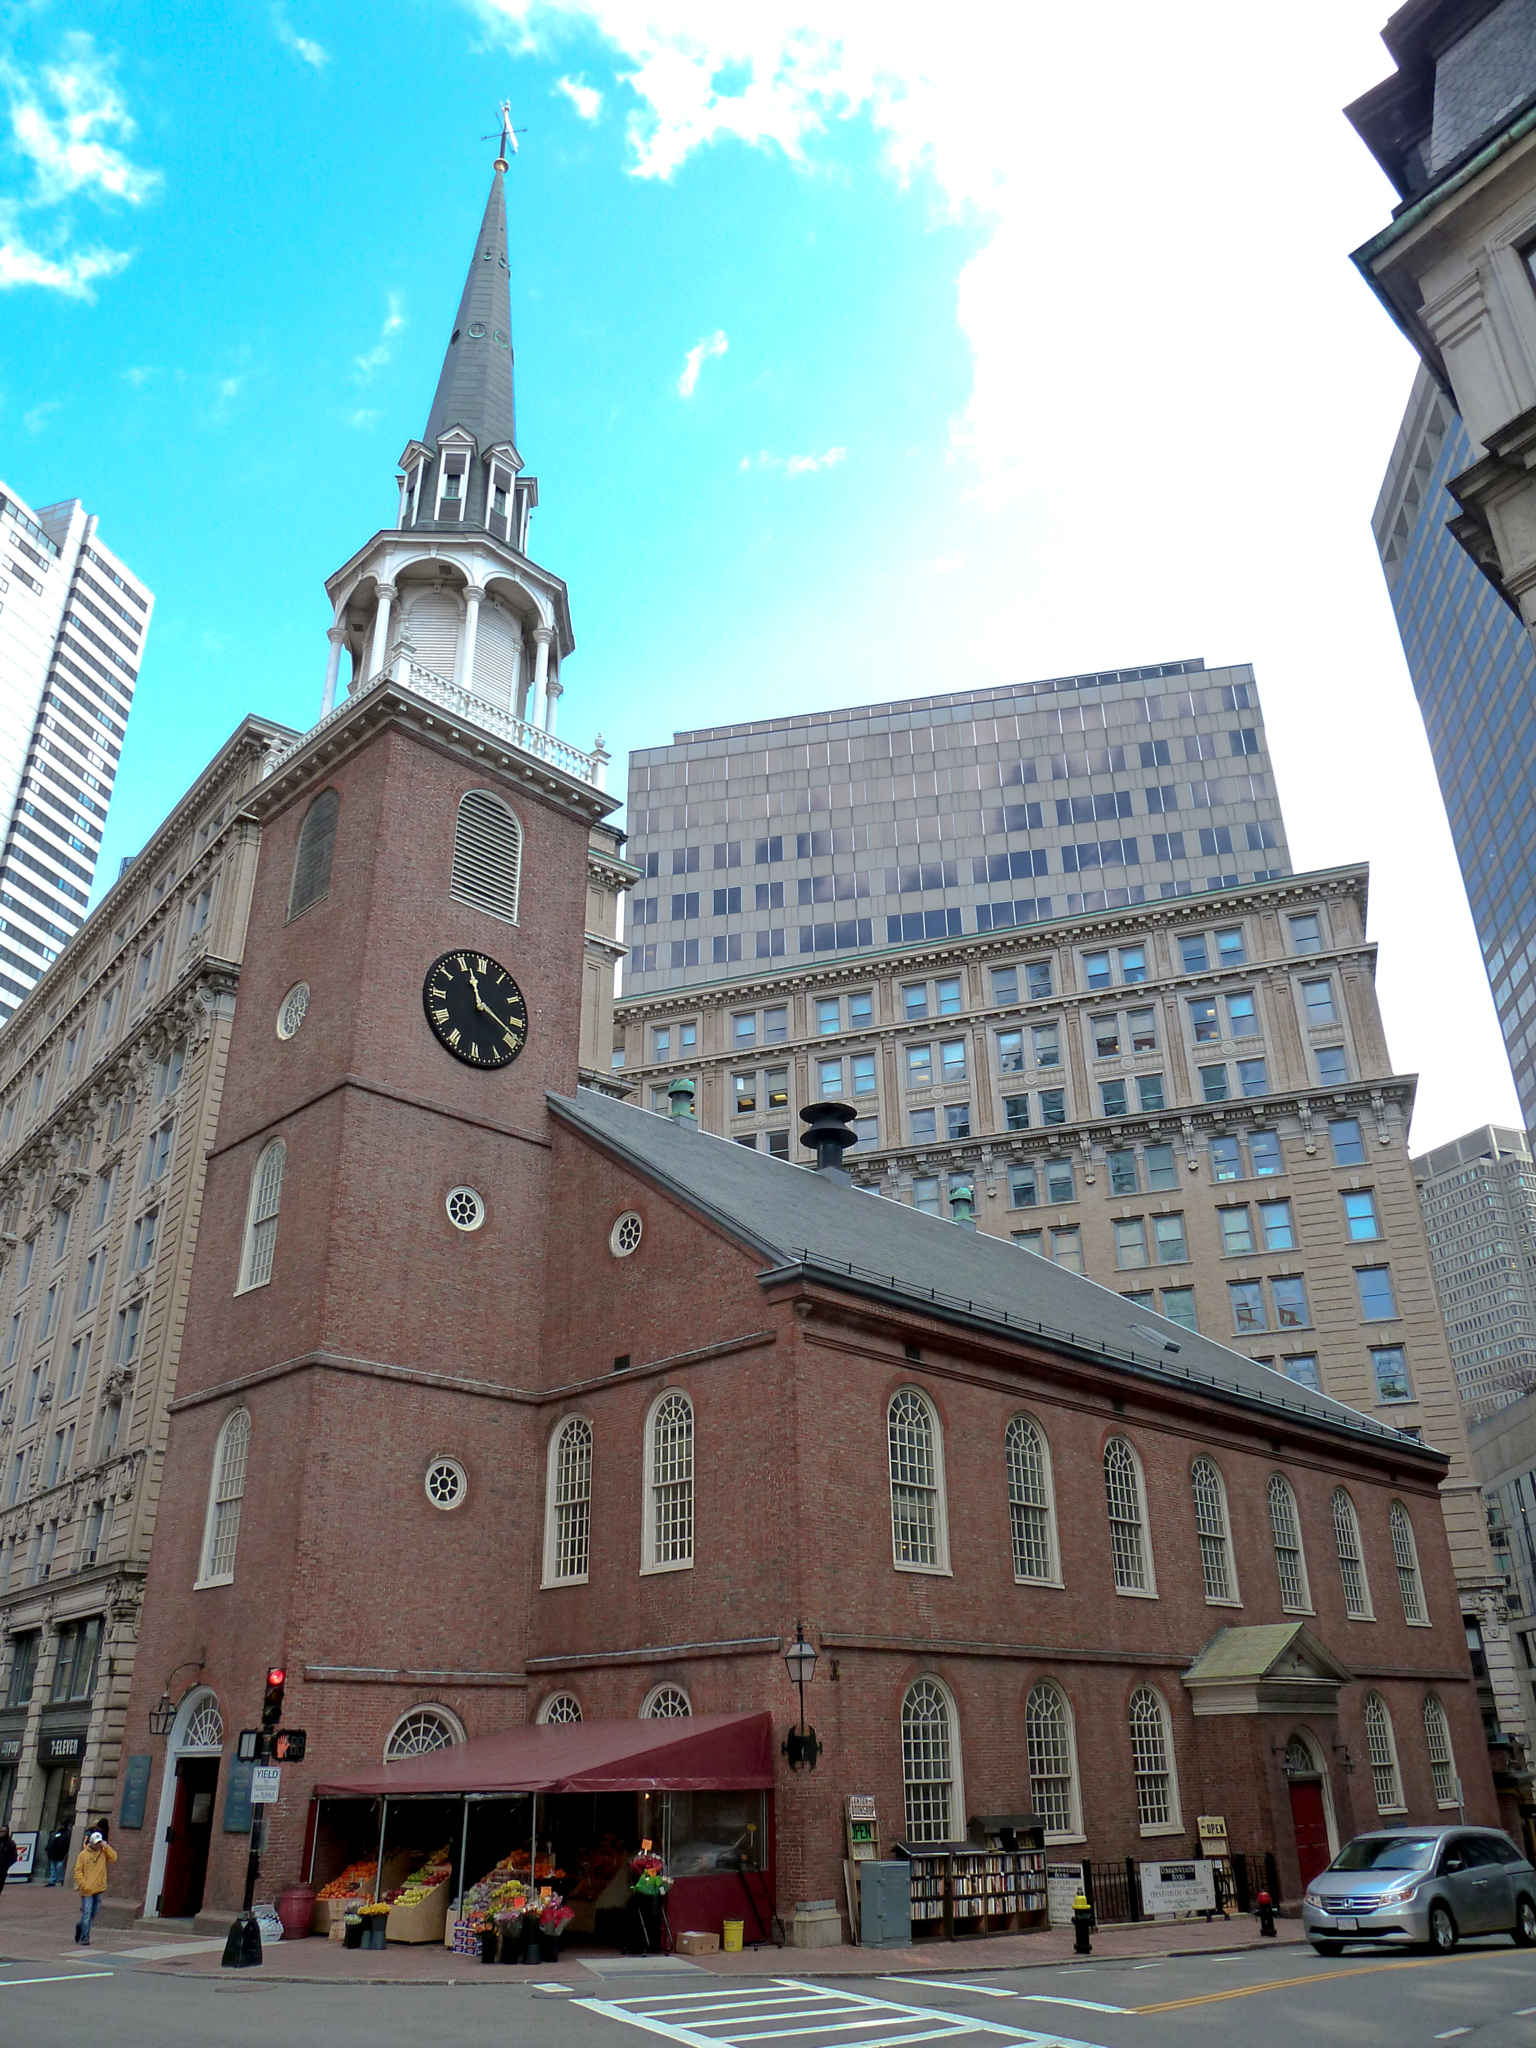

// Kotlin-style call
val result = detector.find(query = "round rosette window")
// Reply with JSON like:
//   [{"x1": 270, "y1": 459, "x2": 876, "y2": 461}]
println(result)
[
  {"x1": 425, "y1": 1457, "x2": 467, "y2": 1510},
  {"x1": 445, "y1": 1186, "x2": 486, "y2": 1232},
  {"x1": 609, "y1": 1211, "x2": 643, "y2": 1258},
  {"x1": 276, "y1": 981, "x2": 310, "y2": 1040}
]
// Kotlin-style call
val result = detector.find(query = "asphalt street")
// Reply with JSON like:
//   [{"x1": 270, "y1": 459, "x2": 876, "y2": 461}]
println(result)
[{"x1": 1, "y1": 1942, "x2": 1534, "y2": 2048}]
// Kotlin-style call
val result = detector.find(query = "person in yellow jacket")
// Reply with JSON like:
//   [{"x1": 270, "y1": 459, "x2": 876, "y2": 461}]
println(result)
[{"x1": 73, "y1": 1829, "x2": 116, "y2": 1945}]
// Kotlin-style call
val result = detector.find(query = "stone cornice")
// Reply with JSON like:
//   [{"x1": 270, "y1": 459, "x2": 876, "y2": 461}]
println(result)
[
  {"x1": 589, "y1": 850, "x2": 641, "y2": 891},
  {"x1": 615, "y1": 866, "x2": 1373, "y2": 1020}
]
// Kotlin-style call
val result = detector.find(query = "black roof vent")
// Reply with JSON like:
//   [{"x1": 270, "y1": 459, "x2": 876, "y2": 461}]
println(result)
[{"x1": 799, "y1": 1100, "x2": 857, "y2": 1175}]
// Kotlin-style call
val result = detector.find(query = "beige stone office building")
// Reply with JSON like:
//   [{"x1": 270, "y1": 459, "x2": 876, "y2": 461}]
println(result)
[{"x1": 615, "y1": 863, "x2": 1530, "y2": 1762}]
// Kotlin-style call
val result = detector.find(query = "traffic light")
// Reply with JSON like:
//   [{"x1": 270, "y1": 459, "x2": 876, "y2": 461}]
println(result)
[
  {"x1": 274, "y1": 1729, "x2": 307, "y2": 1763},
  {"x1": 261, "y1": 1665, "x2": 286, "y2": 1733}
]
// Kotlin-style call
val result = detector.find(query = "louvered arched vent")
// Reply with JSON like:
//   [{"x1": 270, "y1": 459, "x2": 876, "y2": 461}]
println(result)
[
  {"x1": 451, "y1": 789, "x2": 522, "y2": 924},
  {"x1": 288, "y1": 788, "x2": 340, "y2": 920}
]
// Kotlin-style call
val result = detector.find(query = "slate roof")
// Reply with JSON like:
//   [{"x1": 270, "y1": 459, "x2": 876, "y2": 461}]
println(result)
[
  {"x1": 1181, "y1": 1622, "x2": 1350, "y2": 1685},
  {"x1": 551, "y1": 1088, "x2": 1443, "y2": 1464},
  {"x1": 421, "y1": 161, "x2": 518, "y2": 461}
]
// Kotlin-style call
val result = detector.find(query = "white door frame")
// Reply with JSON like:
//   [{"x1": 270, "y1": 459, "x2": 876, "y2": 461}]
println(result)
[{"x1": 142, "y1": 1685, "x2": 223, "y2": 1916}]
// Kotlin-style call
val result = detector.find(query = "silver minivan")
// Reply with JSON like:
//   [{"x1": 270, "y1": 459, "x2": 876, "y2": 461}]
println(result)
[{"x1": 1303, "y1": 1825, "x2": 1536, "y2": 1953}]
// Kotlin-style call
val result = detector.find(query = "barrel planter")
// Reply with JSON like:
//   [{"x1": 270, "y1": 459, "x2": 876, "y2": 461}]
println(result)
[{"x1": 276, "y1": 1883, "x2": 316, "y2": 1940}]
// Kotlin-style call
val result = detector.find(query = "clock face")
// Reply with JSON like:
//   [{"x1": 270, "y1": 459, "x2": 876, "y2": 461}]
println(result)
[{"x1": 422, "y1": 950, "x2": 528, "y2": 1069}]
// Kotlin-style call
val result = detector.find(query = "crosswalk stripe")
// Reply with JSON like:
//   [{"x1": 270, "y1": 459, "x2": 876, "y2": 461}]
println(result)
[{"x1": 879, "y1": 1979, "x2": 1016, "y2": 1998}]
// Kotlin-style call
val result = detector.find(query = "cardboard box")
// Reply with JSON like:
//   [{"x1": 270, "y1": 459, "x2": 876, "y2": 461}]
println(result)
[
  {"x1": 675, "y1": 1930, "x2": 720, "y2": 1955},
  {"x1": 385, "y1": 1878, "x2": 451, "y2": 1945}
]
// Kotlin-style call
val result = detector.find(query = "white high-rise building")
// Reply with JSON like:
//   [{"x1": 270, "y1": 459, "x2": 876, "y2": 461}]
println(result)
[{"x1": 0, "y1": 483, "x2": 150, "y2": 1018}]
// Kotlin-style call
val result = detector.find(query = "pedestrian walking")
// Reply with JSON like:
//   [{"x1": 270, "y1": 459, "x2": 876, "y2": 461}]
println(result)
[
  {"x1": 45, "y1": 1821, "x2": 71, "y2": 1886},
  {"x1": 72, "y1": 1828, "x2": 116, "y2": 1945},
  {"x1": 0, "y1": 1826, "x2": 18, "y2": 1898}
]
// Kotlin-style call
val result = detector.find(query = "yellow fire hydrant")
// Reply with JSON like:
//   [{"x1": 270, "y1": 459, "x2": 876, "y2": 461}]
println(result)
[{"x1": 1071, "y1": 1890, "x2": 1093, "y2": 1955}]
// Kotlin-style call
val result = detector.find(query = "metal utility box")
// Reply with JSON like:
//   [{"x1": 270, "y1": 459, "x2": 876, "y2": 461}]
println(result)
[{"x1": 858, "y1": 1860, "x2": 912, "y2": 1947}]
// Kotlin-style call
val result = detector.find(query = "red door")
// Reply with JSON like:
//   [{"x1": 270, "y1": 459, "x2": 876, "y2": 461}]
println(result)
[
  {"x1": 1288, "y1": 1778, "x2": 1331, "y2": 1888},
  {"x1": 159, "y1": 1759, "x2": 218, "y2": 1918}
]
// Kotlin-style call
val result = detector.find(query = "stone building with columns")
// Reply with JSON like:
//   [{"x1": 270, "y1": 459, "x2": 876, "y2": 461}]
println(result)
[{"x1": 0, "y1": 716, "x2": 291, "y2": 1852}]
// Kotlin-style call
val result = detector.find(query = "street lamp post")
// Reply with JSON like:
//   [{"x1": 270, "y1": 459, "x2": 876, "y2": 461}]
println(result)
[{"x1": 782, "y1": 1621, "x2": 822, "y2": 1771}]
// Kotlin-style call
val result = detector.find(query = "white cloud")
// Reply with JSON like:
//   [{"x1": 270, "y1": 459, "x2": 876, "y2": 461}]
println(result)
[
  {"x1": 677, "y1": 327, "x2": 728, "y2": 398},
  {"x1": 272, "y1": 5, "x2": 330, "y2": 69},
  {"x1": 740, "y1": 445, "x2": 846, "y2": 476},
  {"x1": 345, "y1": 407, "x2": 381, "y2": 430},
  {"x1": 555, "y1": 74, "x2": 603, "y2": 122},
  {"x1": 0, "y1": 30, "x2": 159, "y2": 298},
  {"x1": 121, "y1": 364, "x2": 156, "y2": 387},
  {"x1": 22, "y1": 399, "x2": 59, "y2": 434},
  {"x1": 354, "y1": 291, "x2": 406, "y2": 382}
]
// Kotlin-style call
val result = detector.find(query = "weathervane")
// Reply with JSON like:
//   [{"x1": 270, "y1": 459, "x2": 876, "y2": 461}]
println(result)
[{"x1": 485, "y1": 100, "x2": 525, "y2": 169}]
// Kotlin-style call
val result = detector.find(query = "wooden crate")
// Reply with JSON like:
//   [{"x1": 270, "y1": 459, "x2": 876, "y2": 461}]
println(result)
[{"x1": 385, "y1": 1879, "x2": 451, "y2": 1945}]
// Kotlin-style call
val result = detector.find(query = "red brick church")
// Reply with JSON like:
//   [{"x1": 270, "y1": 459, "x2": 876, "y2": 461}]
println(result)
[{"x1": 114, "y1": 145, "x2": 1493, "y2": 1939}]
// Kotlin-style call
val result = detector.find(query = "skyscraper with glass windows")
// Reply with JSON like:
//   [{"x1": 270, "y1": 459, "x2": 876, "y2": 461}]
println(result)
[
  {"x1": 1373, "y1": 369, "x2": 1536, "y2": 1131},
  {"x1": 0, "y1": 483, "x2": 150, "y2": 1019}
]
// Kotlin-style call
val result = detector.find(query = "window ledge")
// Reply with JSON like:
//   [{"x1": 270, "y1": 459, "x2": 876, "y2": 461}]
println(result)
[
  {"x1": 1139, "y1": 1821, "x2": 1185, "y2": 1838},
  {"x1": 639, "y1": 1558, "x2": 694, "y2": 1578},
  {"x1": 1043, "y1": 1831, "x2": 1087, "y2": 1846},
  {"x1": 540, "y1": 1574, "x2": 590, "y2": 1591},
  {"x1": 895, "y1": 1560, "x2": 954, "y2": 1578},
  {"x1": 1345, "y1": 1610, "x2": 1377, "y2": 1624},
  {"x1": 1280, "y1": 1604, "x2": 1315, "y2": 1617},
  {"x1": 1406, "y1": 1616, "x2": 1433, "y2": 1628},
  {"x1": 1014, "y1": 1574, "x2": 1066, "y2": 1590},
  {"x1": 1114, "y1": 1584, "x2": 1160, "y2": 1600},
  {"x1": 193, "y1": 1572, "x2": 234, "y2": 1591},
  {"x1": 1376, "y1": 1803, "x2": 1408, "y2": 1816},
  {"x1": 1204, "y1": 1596, "x2": 1244, "y2": 1609},
  {"x1": 1434, "y1": 1797, "x2": 1461, "y2": 1810}
]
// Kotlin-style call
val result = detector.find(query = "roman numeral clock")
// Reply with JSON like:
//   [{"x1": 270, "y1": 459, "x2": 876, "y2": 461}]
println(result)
[{"x1": 422, "y1": 951, "x2": 529, "y2": 1069}]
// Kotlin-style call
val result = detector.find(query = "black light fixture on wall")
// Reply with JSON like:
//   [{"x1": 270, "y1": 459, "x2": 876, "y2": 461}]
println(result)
[{"x1": 782, "y1": 1621, "x2": 822, "y2": 1770}]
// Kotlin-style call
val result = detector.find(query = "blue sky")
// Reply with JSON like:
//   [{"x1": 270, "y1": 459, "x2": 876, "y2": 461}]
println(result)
[{"x1": 0, "y1": 0, "x2": 1519, "y2": 1146}]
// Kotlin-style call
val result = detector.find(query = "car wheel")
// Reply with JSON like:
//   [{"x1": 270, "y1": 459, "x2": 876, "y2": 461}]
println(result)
[
  {"x1": 1428, "y1": 1902, "x2": 1458, "y2": 1954},
  {"x1": 1310, "y1": 1940, "x2": 1343, "y2": 1957},
  {"x1": 1514, "y1": 1894, "x2": 1536, "y2": 1948}
]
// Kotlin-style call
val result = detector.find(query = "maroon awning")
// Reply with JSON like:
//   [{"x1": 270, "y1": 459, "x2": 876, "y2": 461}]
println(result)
[{"x1": 312, "y1": 1712, "x2": 775, "y2": 1798}]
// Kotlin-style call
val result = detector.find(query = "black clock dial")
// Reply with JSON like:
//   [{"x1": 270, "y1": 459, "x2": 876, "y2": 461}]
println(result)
[{"x1": 422, "y1": 950, "x2": 529, "y2": 1069}]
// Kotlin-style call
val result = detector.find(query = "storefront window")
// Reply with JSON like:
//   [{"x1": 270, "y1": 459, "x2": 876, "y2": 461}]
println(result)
[{"x1": 664, "y1": 1790, "x2": 767, "y2": 1876}]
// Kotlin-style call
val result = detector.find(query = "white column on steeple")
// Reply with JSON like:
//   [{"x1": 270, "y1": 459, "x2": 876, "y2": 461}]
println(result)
[
  {"x1": 321, "y1": 625, "x2": 347, "y2": 717},
  {"x1": 531, "y1": 624, "x2": 552, "y2": 728},
  {"x1": 368, "y1": 581, "x2": 397, "y2": 681},
  {"x1": 456, "y1": 585, "x2": 484, "y2": 694},
  {"x1": 544, "y1": 677, "x2": 562, "y2": 735}
]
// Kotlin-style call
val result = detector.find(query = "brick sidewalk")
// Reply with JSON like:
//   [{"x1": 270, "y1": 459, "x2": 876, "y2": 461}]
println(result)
[{"x1": 0, "y1": 1877, "x2": 1302, "y2": 1983}]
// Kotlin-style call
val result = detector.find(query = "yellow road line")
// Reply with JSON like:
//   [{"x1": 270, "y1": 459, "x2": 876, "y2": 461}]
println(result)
[{"x1": 1134, "y1": 1955, "x2": 1449, "y2": 2013}]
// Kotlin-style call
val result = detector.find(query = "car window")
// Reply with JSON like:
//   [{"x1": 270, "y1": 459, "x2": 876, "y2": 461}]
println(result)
[
  {"x1": 1440, "y1": 1839, "x2": 1473, "y2": 1873},
  {"x1": 1478, "y1": 1834, "x2": 1521, "y2": 1866},
  {"x1": 1330, "y1": 1835, "x2": 1439, "y2": 1872}
]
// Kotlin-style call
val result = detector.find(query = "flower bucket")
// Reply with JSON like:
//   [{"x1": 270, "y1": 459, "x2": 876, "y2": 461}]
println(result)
[
  {"x1": 342, "y1": 1919, "x2": 363, "y2": 1950},
  {"x1": 723, "y1": 1919, "x2": 744, "y2": 1953}
]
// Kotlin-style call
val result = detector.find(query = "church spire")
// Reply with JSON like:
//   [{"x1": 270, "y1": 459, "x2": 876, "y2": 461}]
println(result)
[{"x1": 421, "y1": 144, "x2": 518, "y2": 462}]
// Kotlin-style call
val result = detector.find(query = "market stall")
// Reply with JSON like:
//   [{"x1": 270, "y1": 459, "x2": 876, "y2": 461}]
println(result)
[{"x1": 309, "y1": 1712, "x2": 776, "y2": 1955}]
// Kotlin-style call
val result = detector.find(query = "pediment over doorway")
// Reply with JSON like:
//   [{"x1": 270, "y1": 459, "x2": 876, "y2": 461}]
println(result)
[{"x1": 1182, "y1": 1621, "x2": 1351, "y2": 1718}]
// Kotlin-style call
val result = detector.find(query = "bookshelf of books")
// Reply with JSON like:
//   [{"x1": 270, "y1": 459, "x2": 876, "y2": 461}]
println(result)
[{"x1": 893, "y1": 1819, "x2": 1046, "y2": 1939}]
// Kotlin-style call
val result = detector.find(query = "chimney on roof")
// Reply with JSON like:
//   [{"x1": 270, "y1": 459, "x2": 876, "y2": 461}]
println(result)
[
  {"x1": 799, "y1": 1100, "x2": 857, "y2": 1177},
  {"x1": 666, "y1": 1076, "x2": 697, "y2": 1123},
  {"x1": 949, "y1": 1181, "x2": 976, "y2": 1230}
]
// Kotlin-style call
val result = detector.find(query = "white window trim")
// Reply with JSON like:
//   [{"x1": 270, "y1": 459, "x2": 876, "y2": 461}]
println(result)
[
  {"x1": 640, "y1": 1387, "x2": 694, "y2": 1576},
  {"x1": 900, "y1": 1673, "x2": 965, "y2": 1844},
  {"x1": 542, "y1": 1413, "x2": 593, "y2": 1588},
  {"x1": 1390, "y1": 1501, "x2": 1432, "y2": 1627},
  {"x1": 235, "y1": 1138, "x2": 286, "y2": 1295},
  {"x1": 1423, "y1": 1693, "x2": 1459, "y2": 1810},
  {"x1": 383, "y1": 1702, "x2": 466, "y2": 1761},
  {"x1": 889, "y1": 1387, "x2": 953, "y2": 1578},
  {"x1": 1130, "y1": 1685, "x2": 1184, "y2": 1837},
  {"x1": 1364, "y1": 1691, "x2": 1406, "y2": 1815},
  {"x1": 1267, "y1": 1473, "x2": 1313, "y2": 1615},
  {"x1": 1024, "y1": 1678, "x2": 1083, "y2": 1843},
  {"x1": 1191, "y1": 1457, "x2": 1243, "y2": 1608},
  {"x1": 536, "y1": 1690, "x2": 583, "y2": 1725},
  {"x1": 1104, "y1": 1435, "x2": 1158, "y2": 1599},
  {"x1": 1331, "y1": 1487, "x2": 1376, "y2": 1621},
  {"x1": 1006, "y1": 1412, "x2": 1063, "y2": 1588},
  {"x1": 639, "y1": 1682, "x2": 693, "y2": 1718},
  {"x1": 193, "y1": 1407, "x2": 250, "y2": 1591}
]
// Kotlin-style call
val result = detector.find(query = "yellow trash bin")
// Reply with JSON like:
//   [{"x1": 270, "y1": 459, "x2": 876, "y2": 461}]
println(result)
[{"x1": 722, "y1": 1919, "x2": 744, "y2": 1952}]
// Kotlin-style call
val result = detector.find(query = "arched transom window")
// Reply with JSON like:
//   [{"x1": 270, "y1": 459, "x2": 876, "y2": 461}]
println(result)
[
  {"x1": 1025, "y1": 1680, "x2": 1081, "y2": 1840},
  {"x1": 1267, "y1": 1474, "x2": 1311, "y2": 1612},
  {"x1": 538, "y1": 1692, "x2": 583, "y2": 1725},
  {"x1": 1363, "y1": 1691, "x2": 1404, "y2": 1813},
  {"x1": 1005, "y1": 1414, "x2": 1057, "y2": 1583},
  {"x1": 288, "y1": 787, "x2": 339, "y2": 920},
  {"x1": 1129, "y1": 1686, "x2": 1180, "y2": 1832},
  {"x1": 183, "y1": 1696, "x2": 225, "y2": 1753},
  {"x1": 1190, "y1": 1458, "x2": 1237, "y2": 1604},
  {"x1": 1331, "y1": 1489, "x2": 1373, "y2": 1619},
  {"x1": 641, "y1": 1684, "x2": 692, "y2": 1719},
  {"x1": 237, "y1": 1139, "x2": 286, "y2": 1294},
  {"x1": 544, "y1": 1417, "x2": 593, "y2": 1585},
  {"x1": 197, "y1": 1409, "x2": 250, "y2": 1585},
  {"x1": 901, "y1": 1677, "x2": 961, "y2": 1843},
  {"x1": 889, "y1": 1390, "x2": 949, "y2": 1572},
  {"x1": 1423, "y1": 1693, "x2": 1457, "y2": 1807},
  {"x1": 450, "y1": 789, "x2": 522, "y2": 925},
  {"x1": 644, "y1": 1392, "x2": 693, "y2": 1571},
  {"x1": 1103, "y1": 1437, "x2": 1153, "y2": 1594},
  {"x1": 1389, "y1": 1503, "x2": 1428, "y2": 1625},
  {"x1": 385, "y1": 1706, "x2": 465, "y2": 1760}
]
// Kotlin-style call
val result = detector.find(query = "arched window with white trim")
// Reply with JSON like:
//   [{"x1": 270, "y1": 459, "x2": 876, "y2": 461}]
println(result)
[
  {"x1": 901, "y1": 1677, "x2": 962, "y2": 1843},
  {"x1": 889, "y1": 1389, "x2": 950, "y2": 1573},
  {"x1": 236, "y1": 1139, "x2": 286, "y2": 1293},
  {"x1": 450, "y1": 789, "x2": 522, "y2": 924},
  {"x1": 196, "y1": 1408, "x2": 250, "y2": 1586},
  {"x1": 1103, "y1": 1436, "x2": 1154, "y2": 1594},
  {"x1": 1389, "y1": 1502, "x2": 1428, "y2": 1625},
  {"x1": 1363, "y1": 1691, "x2": 1404, "y2": 1813},
  {"x1": 537, "y1": 1692, "x2": 583, "y2": 1725},
  {"x1": 1331, "y1": 1488, "x2": 1373, "y2": 1619},
  {"x1": 1267, "y1": 1473, "x2": 1311, "y2": 1612},
  {"x1": 1190, "y1": 1457, "x2": 1238, "y2": 1604},
  {"x1": 543, "y1": 1416, "x2": 593, "y2": 1585},
  {"x1": 288, "y1": 787, "x2": 339, "y2": 920},
  {"x1": 1423, "y1": 1693, "x2": 1457, "y2": 1807},
  {"x1": 384, "y1": 1704, "x2": 465, "y2": 1760},
  {"x1": 1129, "y1": 1685, "x2": 1182, "y2": 1833},
  {"x1": 1005, "y1": 1414, "x2": 1058, "y2": 1584},
  {"x1": 640, "y1": 1684, "x2": 691, "y2": 1719},
  {"x1": 1025, "y1": 1679, "x2": 1082, "y2": 1840},
  {"x1": 643, "y1": 1391, "x2": 693, "y2": 1572}
]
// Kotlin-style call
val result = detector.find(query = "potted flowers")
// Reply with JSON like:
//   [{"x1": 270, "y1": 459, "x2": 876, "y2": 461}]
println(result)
[
  {"x1": 342, "y1": 1912, "x2": 364, "y2": 1950},
  {"x1": 494, "y1": 1904, "x2": 527, "y2": 1962},
  {"x1": 358, "y1": 1901, "x2": 390, "y2": 1951},
  {"x1": 470, "y1": 1914, "x2": 497, "y2": 1964},
  {"x1": 539, "y1": 1893, "x2": 574, "y2": 1964},
  {"x1": 629, "y1": 1851, "x2": 671, "y2": 1955}
]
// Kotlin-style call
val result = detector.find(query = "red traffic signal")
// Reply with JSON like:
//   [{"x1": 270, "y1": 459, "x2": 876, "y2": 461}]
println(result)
[
  {"x1": 261, "y1": 1665, "x2": 287, "y2": 1731},
  {"x1": 266, "y1": 1666, "x2": 286, "y2": 1688}
]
